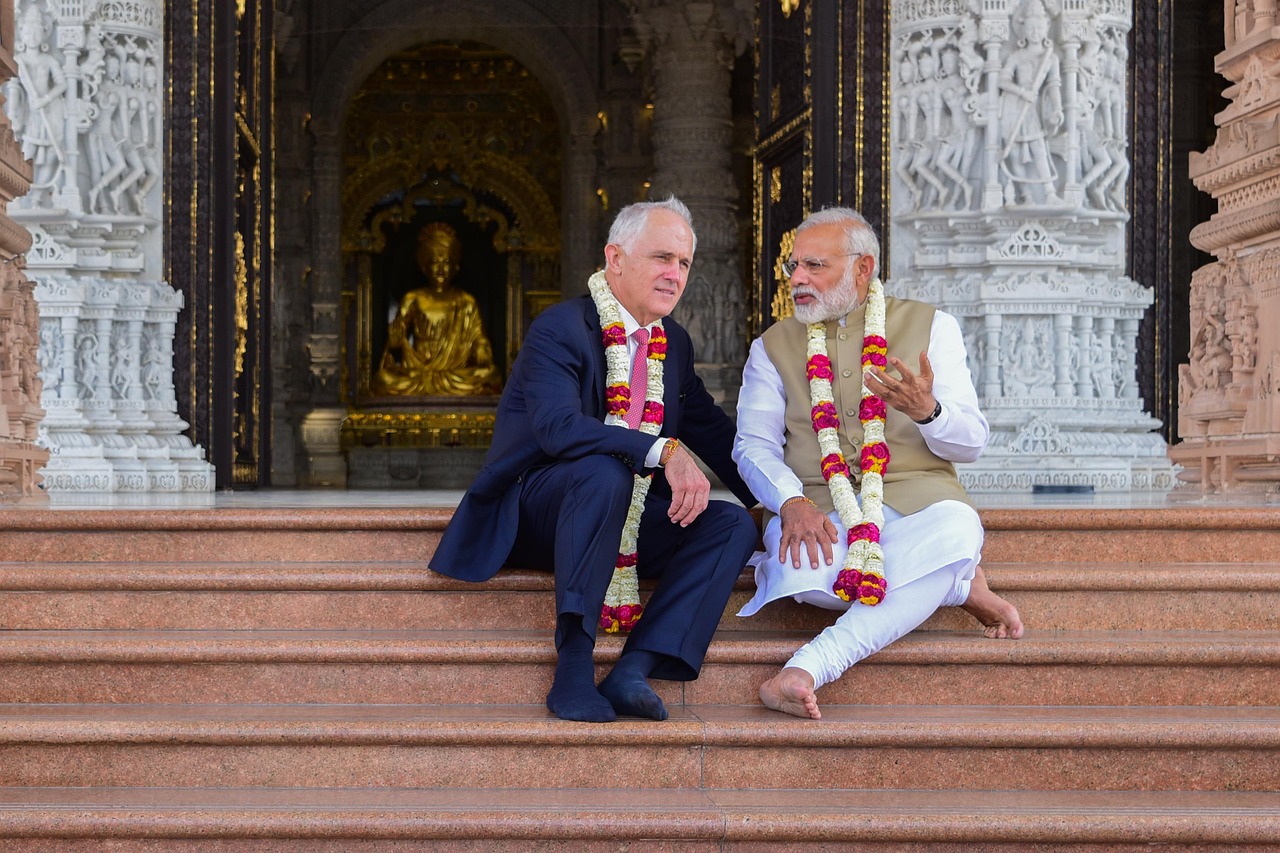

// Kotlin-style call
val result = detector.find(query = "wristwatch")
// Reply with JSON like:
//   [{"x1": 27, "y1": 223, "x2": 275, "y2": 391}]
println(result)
[{"x1": 914, "y1": 400, "x2": 943, "y2": 425}]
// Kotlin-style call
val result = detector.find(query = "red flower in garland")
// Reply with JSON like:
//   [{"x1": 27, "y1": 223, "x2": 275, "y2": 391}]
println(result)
[
  {"x1": 601, "y1": 324, "x2": 627, "y2": 348},
  {"x1": 832, "y1": 567, "x2": 863, "y2": 602},
  {"x1": 821, "y1": 452, "x2": 850, "y2": 482},
  {"x1": 647, "y1": 327, "x2": 668, "y2": 358},
  {"x1": 856, "y1": 572, "x2": 887, "y2": 605},
  {"x1": 859, "y1": 396, "x2": 888, "y2": 421},
  {"x1": 807, "y1": 354, "x2": 834, "y2": 382},
  {"x1": 847, "y1": 522, "x2": 881, "y2": 544},
  {"x1": 605, "y1": 384, "x2": 630, "y2": 417},
  {"x1": 811, "y1": 401, "x2": 841, "y2": 432},
  {"x1": 861, "y1": 442, "x2": 890, "y2": 475}
]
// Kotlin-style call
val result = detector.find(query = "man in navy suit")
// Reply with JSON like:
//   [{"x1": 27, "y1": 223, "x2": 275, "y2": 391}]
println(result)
[{"x1": 431, "y1": 197, "x2": 758, "y2": 722}]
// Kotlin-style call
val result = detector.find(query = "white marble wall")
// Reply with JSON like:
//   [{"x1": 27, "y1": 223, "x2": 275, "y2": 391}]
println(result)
[
  {"x1": 888, "y1": 0, "x2": 1176, "y2": 493},
  {"x1": 7, "y1": 0, "x2": 212, "y2": 494}
]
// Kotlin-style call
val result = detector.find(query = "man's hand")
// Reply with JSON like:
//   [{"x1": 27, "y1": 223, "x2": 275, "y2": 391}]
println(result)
[
  {"x1": 664, "y1": 444, "x2": 710, "y2": 527},
  {"x1": 779, "y1": 498, "x2": 839, "y2": 569},
  {"x1": 863, "y1": 350, "x2": 937, "y2": 422}
]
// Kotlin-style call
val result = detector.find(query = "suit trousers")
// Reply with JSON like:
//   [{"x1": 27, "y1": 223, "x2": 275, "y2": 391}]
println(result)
[{"x1": 512, "y1": 454, "x2": 757, "y2": 681}]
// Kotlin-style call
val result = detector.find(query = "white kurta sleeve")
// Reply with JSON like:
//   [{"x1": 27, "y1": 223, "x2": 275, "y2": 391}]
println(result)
[
  {"x1": 733, "y1": 337, "x2": 805, "y2": 514},
  {"x1": 916, "y1": 310, "x2": 988, "y2": 463}
]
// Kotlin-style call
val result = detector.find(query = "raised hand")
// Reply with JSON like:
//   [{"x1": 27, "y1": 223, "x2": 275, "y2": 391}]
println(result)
[{"x1": 863, "y1": 350, "x2": 938, "y2": 423}]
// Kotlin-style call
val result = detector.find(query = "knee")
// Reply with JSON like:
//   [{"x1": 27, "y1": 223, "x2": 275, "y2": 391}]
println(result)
[
  {"x1": 564, "y1": 455, "x2": 635, "y2": 511},
  {"x1": 704, "y1": 502, "x2": 759, "y2": 551}
]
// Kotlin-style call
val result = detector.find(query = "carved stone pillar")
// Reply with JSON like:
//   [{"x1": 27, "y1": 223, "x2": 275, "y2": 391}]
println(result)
[
  {"x1": 627, "y1": 0, "x2": 752, "y2": 404},
  {"x1": 299, "y1": 127, "x2": 346, "y2": 487},
  {"x1": 7, "y1": 0, "x2": 213, "y2": 496},
  {"x1": 1170, "y1": 10, "x2": 1280, "y2": 495},
  {"x1": 0, "y1": 0, "x2": 45, "y2": 502},
  {"x1": 888, "y1": 0, "x2": 1176, "y2": 494}
]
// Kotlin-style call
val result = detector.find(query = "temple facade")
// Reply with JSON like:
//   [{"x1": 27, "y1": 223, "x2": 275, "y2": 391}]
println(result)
[{"x1": 0, "y1": 0, "x2": 1247, "y2": 498}]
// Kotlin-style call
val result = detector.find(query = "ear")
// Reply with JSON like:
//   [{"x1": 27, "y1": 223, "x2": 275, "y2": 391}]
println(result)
[
  {"x1": 603, "y1": 243, "x2": 625, "y2": 274},
  {"x1": 854, "y1": 253, "x2": 876, "y2": 284}
]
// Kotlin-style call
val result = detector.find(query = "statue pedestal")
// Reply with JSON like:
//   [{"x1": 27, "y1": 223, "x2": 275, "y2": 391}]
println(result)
[
  {"x1": 337, "y1": 408, "x2": 497, "y2": 490},
  {"x1": 346, "y1": 447, "x2": 489, "y2": 490}
]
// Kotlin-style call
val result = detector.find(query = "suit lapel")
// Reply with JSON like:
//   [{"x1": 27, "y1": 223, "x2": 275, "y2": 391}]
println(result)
[{"x1": 582, "y1": 297, "x2": 607, "y2": 417}]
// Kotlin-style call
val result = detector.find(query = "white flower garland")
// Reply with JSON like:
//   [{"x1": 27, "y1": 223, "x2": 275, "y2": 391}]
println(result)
[
  {"x1": 805, "y1": 277, "x2": 889, "y2": 605},
  {"x1": 588, "y1": 270, "x2": 665, "y2": 632}
]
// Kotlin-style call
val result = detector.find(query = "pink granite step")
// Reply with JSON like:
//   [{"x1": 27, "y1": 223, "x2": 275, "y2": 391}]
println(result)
[
  {"x1": 0, "y1": 629, "x2": 1276, "y2": 706},
  {"x1": 0, "y1": 702, "x2": 1276, "y2": 791},
  {"x1": 0, "y1": 786, "x2": 1277, "y2": 850},
  {"x1": 3, "y1": 561, "x2": 1278, "y2": 633},
  {"x1": 3, "y1": 506, "x2": 1280, "y2": 564}
]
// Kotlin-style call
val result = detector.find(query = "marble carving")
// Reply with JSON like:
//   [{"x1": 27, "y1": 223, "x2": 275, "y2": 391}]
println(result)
[
  {"x1": 6, "y1": 0, "x2": 212, "y2": 495},
  {"x1": 889, "y1": 0, "x2": 1175, "y2": 493}
]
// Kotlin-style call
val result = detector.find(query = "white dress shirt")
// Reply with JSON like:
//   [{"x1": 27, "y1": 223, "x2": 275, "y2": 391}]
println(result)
[
  {"x1": 733, "y1": 309, "x2": 989, "y2": 514},
  {"x1": 613, "y1": 300, "x2": 670, "y2": 468}
]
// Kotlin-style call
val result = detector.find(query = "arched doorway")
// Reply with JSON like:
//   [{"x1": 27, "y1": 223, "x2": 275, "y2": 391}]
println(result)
[{"x1": 337, "y1": 42, "x2": 562, "y2": 487}]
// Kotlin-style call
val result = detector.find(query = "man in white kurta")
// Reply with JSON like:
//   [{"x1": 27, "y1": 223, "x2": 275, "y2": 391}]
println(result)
[{"x1": 734, "y1": 207, "x2": 1022, "y2": 720}]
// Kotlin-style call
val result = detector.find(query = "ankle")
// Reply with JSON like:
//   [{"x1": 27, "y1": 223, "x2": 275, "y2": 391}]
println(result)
[{"x1": 612, "y1": 649, "x2": 664, "y2": 680}]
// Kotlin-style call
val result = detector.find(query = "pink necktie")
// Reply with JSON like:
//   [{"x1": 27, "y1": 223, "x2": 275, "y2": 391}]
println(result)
[{"x1": 625, "y1": 327, "x2": 650, "y2": 429}]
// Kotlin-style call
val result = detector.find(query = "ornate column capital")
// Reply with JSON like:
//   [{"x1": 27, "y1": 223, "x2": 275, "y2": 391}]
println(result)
[{"x1": 627, "y1": 0, "x2": 753, "y2": 60}]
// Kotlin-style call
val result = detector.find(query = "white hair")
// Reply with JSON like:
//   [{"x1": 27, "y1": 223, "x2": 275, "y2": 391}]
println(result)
[
  {"x1": 796, "y1": 206, "x2": 880, "y2": 280},
  {"x1": 607, "y1": 196, "x2": 697, "y2": 255}
]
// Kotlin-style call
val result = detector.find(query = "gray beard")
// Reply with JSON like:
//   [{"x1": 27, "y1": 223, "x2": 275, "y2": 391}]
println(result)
[{"x1": 792, "y1": 269, "x2": 861, "y2": 325}]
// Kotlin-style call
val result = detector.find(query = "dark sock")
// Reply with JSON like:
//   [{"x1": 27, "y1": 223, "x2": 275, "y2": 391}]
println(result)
[
  {"x1": 546, "y1": 615, "x2": 616, "y2": 722},
  {"x1": 599, "y1": 650, "x2": 668, "y2": 721}
]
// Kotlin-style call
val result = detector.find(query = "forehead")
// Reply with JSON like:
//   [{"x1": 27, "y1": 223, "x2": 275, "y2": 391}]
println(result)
[
  {"x1": 633, "y1": 210, "x2": 693, "y2": 254},
  {"x1": 792, "y1": 223, "x2": 848, "y2": 257}
]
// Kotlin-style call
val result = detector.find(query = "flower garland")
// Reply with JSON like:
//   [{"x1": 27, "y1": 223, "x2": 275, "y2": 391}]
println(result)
[
  {"x1": 805, "y1": 277, "x2": 889, "y2": 607},
  {"x1": 588, "y1": 271, "x2": 666, "y2": 633}
]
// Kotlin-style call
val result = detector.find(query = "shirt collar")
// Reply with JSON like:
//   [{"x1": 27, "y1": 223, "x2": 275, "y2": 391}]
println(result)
[{"x1": 615, "y1": 300, "x2": 645, "y2": 338}]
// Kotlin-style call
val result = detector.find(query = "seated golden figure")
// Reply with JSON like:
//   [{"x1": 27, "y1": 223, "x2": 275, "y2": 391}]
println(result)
[{"x1": 374, "y1": 223, "x2": 503, "y2": 396}]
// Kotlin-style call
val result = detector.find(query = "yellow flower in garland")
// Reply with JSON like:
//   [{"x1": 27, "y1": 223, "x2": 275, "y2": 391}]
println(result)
[
  {"x1": 805, "y1": 277, "x2": 889, "y2": 606},
  {"x1": 588, "y1": 270, "x2": 666, "y2": 632}
]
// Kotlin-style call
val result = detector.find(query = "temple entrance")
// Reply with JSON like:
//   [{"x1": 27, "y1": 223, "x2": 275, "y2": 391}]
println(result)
[{"x1": 337, "y1": 41, "x2": 561, "y2": 487}]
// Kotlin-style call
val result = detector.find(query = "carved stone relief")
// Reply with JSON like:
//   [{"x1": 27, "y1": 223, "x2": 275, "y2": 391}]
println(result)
[
  {"x1": 7, "y1": 0, "x2": 212, "y2": 496},
  {"x1": 890, "y1": 0, "x2": 1175, "y2": 493},
  {"x1": 1172, "y1": 3, "x2": 1280, "y2": 494}
]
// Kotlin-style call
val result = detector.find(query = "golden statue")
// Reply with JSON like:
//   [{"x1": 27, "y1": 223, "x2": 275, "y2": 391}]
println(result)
[{"x1": 373, "y1": 222, "x2": 503, "y2": 396}]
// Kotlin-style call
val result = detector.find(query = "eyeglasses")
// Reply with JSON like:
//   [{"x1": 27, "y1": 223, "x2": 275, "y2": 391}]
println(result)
[{"x1": 781, "y1": 253, "x2": 862, "y2": 277}]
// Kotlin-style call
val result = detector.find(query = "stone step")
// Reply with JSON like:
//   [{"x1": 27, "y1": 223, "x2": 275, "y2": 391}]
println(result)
[
  {"x1": 0, "y1": 628, "x2": 1276, "y2": 706},
  {"x1": 0, "y1": 786, "x2": 1278, "y2": 850},
  {"x1": 0, "y1": 703, "x2": 1277, "y2": 792},
  {"x1": 3, "y1": 506, "x2": 1280, "y2": 564},
  {"x1": 3, "y1": 561, "x2": 1278, "y2": 633}
]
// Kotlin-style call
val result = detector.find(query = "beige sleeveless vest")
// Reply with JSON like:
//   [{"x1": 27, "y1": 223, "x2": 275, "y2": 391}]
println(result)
[{"x1": 760, "y1": 296, "x2": 974, "y2": 519}]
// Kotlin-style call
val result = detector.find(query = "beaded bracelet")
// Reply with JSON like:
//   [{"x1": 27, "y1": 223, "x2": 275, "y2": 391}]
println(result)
[
  {"x1": 659, "y1": 438, "x2": 680, "y2": 467},
  {"x1": 780, "y1": 494, "x2": 817, "y2": 512}
]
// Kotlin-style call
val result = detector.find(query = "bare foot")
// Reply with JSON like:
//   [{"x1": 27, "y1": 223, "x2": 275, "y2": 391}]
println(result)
[
  {"x1": 759, "y1": 666, "x2": 821, "y2": 720},
  {"x1": 961, "y1": 565, "x2": 1024, "y2": 639}
]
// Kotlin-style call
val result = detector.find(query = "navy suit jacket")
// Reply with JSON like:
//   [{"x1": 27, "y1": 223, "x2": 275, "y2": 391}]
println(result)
[{"x1": 430, "y1": 294, "x2": 756, "y2": 582}]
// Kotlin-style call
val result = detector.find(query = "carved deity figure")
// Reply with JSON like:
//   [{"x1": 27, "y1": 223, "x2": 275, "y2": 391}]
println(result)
[
  {"x1": 934, "y1": 46, "x2": 979, "y2": 210},
  {"x1": 12, "y1": 6, "x2": 67, "y2": 206},
  {"x1": 1099, "y1": 40, "x2": 1130, "y2": 210},
  {"x1": 894, "y1": 51, "x2": 948, "y2": 209},
  {"x1": 998, "y1": 0, "x2": 1063, "y2": 206},
  {"x1": 1075, "y1": 37, "x2": 1115, "y2": 210},
  {"x1": 1188, "y1": 289, "x2": 1234, "y2": 394},
  {"x1": 373, "y1": 223, "x2": 502, "y2": 396},
  {"x1": 76, "y1": 334, "x2": 98, "y2": 399},
  {"x1": 1003, "y1": 318, "x2": 1055, "y2": 396},
  {"x1": 86, "y1": 52, "x2": 128, "y2": 213}
]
